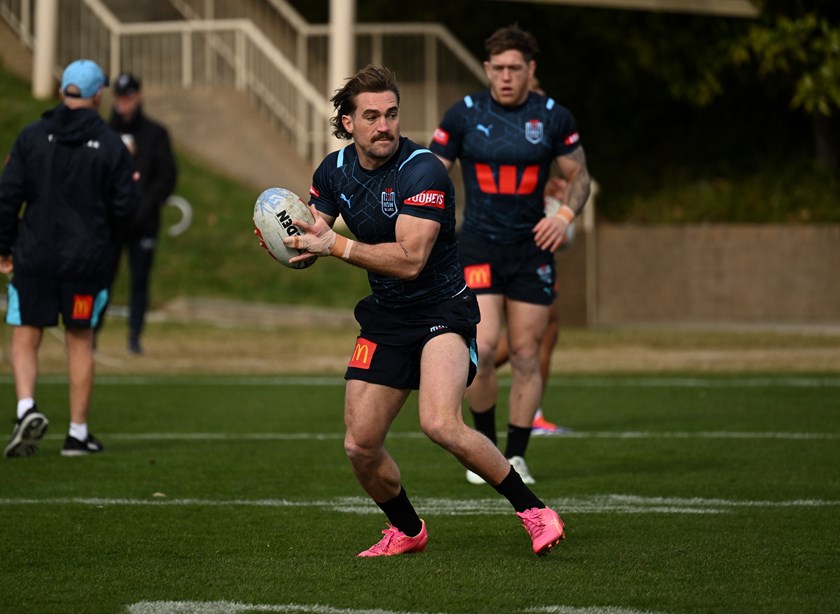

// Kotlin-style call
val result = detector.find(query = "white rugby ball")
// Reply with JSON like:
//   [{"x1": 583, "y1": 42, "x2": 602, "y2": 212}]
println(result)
[{"x1": 253, "y1": 187, "x2": 317, "y2": 269}]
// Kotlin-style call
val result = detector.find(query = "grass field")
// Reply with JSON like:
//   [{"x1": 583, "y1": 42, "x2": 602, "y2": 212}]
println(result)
[
  {"x1": 1, "y1": 372, "x2": 838, "y2": 613},
  {"x1": 2, "y1": 63, "x2": 839, "y2": 614}
]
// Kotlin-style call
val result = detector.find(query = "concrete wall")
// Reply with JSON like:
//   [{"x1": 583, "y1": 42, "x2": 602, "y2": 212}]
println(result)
[{"x1": 556, "y1": 224, "x2": 840, "y2": 327}]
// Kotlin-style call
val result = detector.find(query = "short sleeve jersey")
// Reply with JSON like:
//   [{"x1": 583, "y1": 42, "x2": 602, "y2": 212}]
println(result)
[
  {"x1": 309, "y1": 137, "x2": 464, "y2": 308},
  {"x1": 429, "y1": 89, "x2": 581, "y2": 244}
]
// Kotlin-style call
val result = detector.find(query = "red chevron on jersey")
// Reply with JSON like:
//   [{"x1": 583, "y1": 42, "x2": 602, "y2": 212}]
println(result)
[{"x1": 474, "y1": 164, "x2": 539, "y2": 195}]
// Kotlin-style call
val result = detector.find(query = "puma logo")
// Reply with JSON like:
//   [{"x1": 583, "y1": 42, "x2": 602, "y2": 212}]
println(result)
[
  {"x1": 477, "y1": 124, "x2": 492, "y2": 137},
  {"x1": 339, "y1": 193, "x2": 353, "y2": 207}
]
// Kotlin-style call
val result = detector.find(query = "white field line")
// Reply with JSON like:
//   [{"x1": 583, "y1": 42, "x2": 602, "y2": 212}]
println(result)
[
  {"x1": 526, "y1": 608, "x2": 662, "y2": 614},
  {"x1": 4, "y1": 375, "x2": 840, "y2": 387},
  {"x1": 36, "y1": 431, "x2": 840, "y2": 441},
  {"x1": 1, "y1": 494, "x2": 837, "y2": 515},
  {"x1": 127, "y1": 602, "x2": 444, "y2": 614},
  {"x1": 126, "y1": 602, "x2": 661, "y2": 614}
]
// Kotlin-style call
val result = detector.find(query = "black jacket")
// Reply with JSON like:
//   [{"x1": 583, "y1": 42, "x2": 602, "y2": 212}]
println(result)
[
  {"x1": 0, "y1": 104, "x2": 139, "y2": 280},
  {"x1": 109, "y1": 105, "x2": 177, "y2": 238}
]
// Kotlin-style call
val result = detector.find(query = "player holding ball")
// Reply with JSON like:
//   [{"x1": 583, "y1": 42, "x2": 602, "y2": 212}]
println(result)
[{"x1": 269, "y1": 64, "x2": 565, "y2": 557}]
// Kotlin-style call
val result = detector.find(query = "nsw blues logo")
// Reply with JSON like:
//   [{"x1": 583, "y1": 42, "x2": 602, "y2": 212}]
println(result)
[
  {"x1": 381, "y1": 187, "x2": 397, "y2": 217},
  {"x1": 536, "y1": 264, "x2": 553, "y2": 287},
  {"x1": 525, "y1": 119, "x2": 544, "y2": 144}
]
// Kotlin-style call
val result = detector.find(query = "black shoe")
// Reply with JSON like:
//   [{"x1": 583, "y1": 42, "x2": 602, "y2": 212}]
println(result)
[
  {"x1": 128, "y1": 336, "x2": 143, "y2": 355},
  {"x1": 4, "y1": 406, "x2": 49, "y2": 458},
  {"x1": 61, "y1": 433, "x2": 104, "y2": 457}
]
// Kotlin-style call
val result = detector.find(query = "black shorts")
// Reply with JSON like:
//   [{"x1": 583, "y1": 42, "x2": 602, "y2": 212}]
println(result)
[
  {"x1": 459, "y1": 233, "x2": 556, "y2": 305},
  {"x1": 5, "y1": 273, "x2": 108, "y2": 329},
  {"x1": 345, "y1": 289, "x2": 480, "y2": 390}
]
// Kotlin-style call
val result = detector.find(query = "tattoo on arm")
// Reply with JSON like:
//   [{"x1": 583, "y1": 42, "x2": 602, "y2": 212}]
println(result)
[
  {"x1": 564, "y1": 148, "x2": 591, "y2": 215},
  {"x1": 399, "y1": 240, "x2": 409, "y2": 258}
]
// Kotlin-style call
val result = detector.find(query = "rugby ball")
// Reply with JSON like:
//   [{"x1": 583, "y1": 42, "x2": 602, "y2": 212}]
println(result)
[{"x1": 253, "y1": 187, "x2": 317, "y2": 269}]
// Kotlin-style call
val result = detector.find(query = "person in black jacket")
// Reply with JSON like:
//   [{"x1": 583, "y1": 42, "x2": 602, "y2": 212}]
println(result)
[
  {"x1": 105, "y1": 72, "x2": 177, "y2": 354},
  {"x1": 0, "y1": 59, "x2": 139, "y2": 457}
]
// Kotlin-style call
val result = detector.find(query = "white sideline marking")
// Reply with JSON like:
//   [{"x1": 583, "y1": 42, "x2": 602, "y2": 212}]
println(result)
[
  {"x1": 526, "y1": 608, "x2": 662, "y2": 614},
  {"x1": 37, "y1": 430, "x2": 840, "y2": 442},
  {"x1": 126, "y1": 602, "x2": 661, "y2": 614},
  {"x1": 1, "y1": 494, "x2": 837, "y2": 515},
  {"x1": 6, "y1": 375, "x2": 840, "y2": 387},
  {"x1": 127, "y1": 602, "x2": 444, "y2": 614}
]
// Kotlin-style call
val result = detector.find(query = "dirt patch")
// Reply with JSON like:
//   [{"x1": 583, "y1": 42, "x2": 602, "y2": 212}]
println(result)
[{"x1": 5, "y1": 317, "x2": 839, "y2": 377}]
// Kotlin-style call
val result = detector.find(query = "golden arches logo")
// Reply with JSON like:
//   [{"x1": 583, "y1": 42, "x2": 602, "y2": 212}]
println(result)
[
  {"x1": 71, "y1": 294, "x2": 93, "y2": 320},
  {"x1": 349, "y1": 338, "x2": 377, "y2": 369},
  {"x1": 464, "y1": 264, "x2": 491, "y2": 289}
]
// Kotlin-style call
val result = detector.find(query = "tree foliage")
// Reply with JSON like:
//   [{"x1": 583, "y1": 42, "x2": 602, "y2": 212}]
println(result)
[
  {"x1": 733, "y1": 13, "x2": 840, "y2": 117},
  {"x1": 284, "y1": 1, "x2": 839, "y2": 219}
]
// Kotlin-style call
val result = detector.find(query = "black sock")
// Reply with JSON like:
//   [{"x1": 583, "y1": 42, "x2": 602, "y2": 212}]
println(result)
[
  {"x1": 504, "y1": 423, "x2": 532, "y2": 458},
  {"x1": 470, "y1": 405, "x2": 497, "y2": 445},
  {"x1": 493, "y1": 466, "x2": 544, "y2": 513},
  {"x1": 376, "y1": 486, "x2": 423, "y2": 537}
]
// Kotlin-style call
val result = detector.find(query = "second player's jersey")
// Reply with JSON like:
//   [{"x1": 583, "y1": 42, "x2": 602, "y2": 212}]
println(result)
[
  {"x1": 309, "y1": 137, "x2": 465, "y2": 308},
  {"x1": 430, "y1": 89, "x2": 581, "y2": 244}
]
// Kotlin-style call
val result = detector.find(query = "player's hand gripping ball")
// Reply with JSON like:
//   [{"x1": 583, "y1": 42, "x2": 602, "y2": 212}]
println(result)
[{"x1": 253, "y1": 187, "x2": 317, "y2": 269}]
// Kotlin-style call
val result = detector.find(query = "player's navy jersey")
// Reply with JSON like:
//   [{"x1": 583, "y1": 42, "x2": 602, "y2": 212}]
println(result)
[
  {"x1": 309, "y1": 137, "x2": 465, "y2": 308},
  {"x1": 430, "y1": 89, "x2": 582, "y2": 244}
]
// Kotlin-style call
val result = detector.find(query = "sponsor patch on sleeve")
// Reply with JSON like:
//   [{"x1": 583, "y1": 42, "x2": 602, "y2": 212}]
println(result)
[
  {"x1": 309, "y1": 185, "x2": 320, "y2": 198},
  {"x1": 433, "y1": 127, "x2": 449, "y2": 146},
  {"x1": 404, "y1": 190, "x2": 445, "y2": 209},
  {"x1": 564, "y1": 131, "x2": 580, "y2": 146}
]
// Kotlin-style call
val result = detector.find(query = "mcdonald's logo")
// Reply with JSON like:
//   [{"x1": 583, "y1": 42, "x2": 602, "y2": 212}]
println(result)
[
  {"x1": 349, "y1": 337, "x2": 377, "y2": 369},
  {"x1": 464, "y1": 264, "x2": 491, "y2": 289},
  {"x1": 474, "y1": 163, "x2": 539, "y2": 195},
  {"x1": 71, "y1": 294, "x2": 93, "y2": 320}
]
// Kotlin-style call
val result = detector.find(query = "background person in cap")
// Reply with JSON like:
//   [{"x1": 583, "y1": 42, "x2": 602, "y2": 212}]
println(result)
[
  {"x1": 0, "y1": 58, "x2": 139, "y2": 457},
  {"x1": 102, "y1": 72, "x2": 177, "y2": 355}
]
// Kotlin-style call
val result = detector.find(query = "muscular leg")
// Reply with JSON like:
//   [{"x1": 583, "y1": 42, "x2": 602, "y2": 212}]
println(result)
[
  {"x1": 466, "y1": 294, "x2": 504, "y2": 412},
  {"x1": 11, "y1": 326, "x2": 42, "y2": 400},
  {"x1": 494, "y1": 329, "x2": 510, "y2": 369},
  {"x1": 343, "y1": 380, "x2": 409, "y2": 503},
  {"x1": 539, "y1": 297, "x2": 560, "y2": 395},
  {"x1": 419, "y1": 333, "x2": 511, "y2": 485},
  {"x1": 506, "y1": 299, "x2": 549, "y2": 428},
  {"x1": 65, "y1": 328, "x2": 94, "y2": 425},
  {"x1": 496, "y1": 295, "x2": 559, "y2": 405}
]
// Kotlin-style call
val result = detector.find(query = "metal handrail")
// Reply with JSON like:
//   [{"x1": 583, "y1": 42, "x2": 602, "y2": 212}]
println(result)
[{"x1": 0, "y1": 0, "x2": 486, "y2": 165}]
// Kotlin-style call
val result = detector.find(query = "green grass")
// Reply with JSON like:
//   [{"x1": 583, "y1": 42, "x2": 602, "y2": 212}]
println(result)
[{"x1": 1, "y1": 374, "x2": 838, "y2": 613}]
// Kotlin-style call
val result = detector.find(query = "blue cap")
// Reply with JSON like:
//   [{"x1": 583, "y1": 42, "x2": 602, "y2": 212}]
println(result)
[{"x1": 61, "y1": 59, "x2": 108, "y2": 99}]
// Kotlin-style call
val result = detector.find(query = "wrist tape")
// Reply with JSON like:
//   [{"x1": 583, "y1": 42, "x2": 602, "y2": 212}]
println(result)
[{"x1": 330, "y1": 234, "x2": 354, "y2": 260}]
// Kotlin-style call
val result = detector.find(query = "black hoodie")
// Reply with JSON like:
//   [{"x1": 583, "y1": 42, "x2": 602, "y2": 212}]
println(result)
[
  {"x1": 109, "y1": 104, "x2": 176, "y2": 238},
  {"x1": 0, "y1": 104, "x2": 138, "y2": 280}
]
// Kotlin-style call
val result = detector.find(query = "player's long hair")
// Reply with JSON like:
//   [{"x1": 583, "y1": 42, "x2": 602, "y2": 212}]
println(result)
[
  {"x1": 485, "y1": 24, "x2": 539, "y2": 62},
  {"x1": 330, "y1": 64, "x2": 401, "y2": 140}
]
